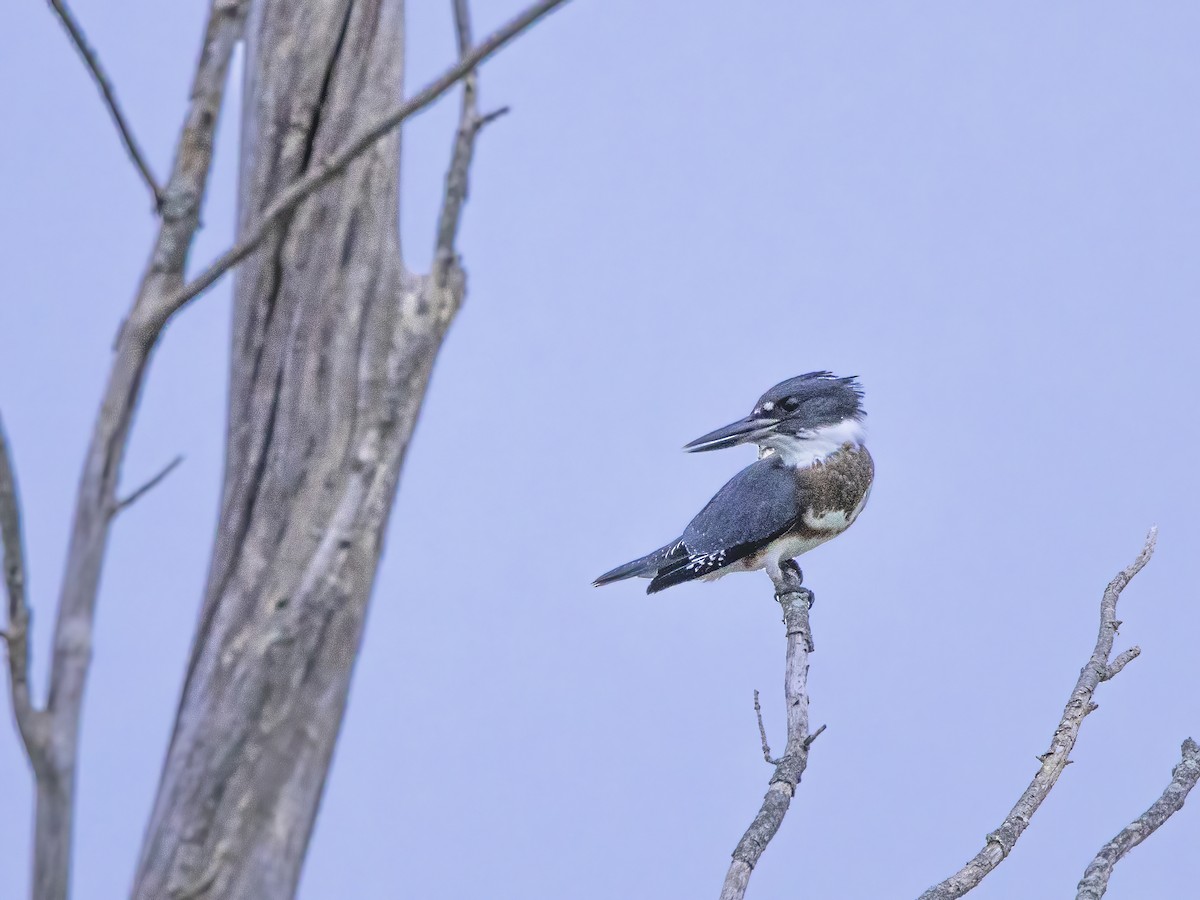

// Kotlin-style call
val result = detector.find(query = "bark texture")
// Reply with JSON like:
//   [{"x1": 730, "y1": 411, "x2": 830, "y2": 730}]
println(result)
[{"x1": 133, "y1": 1, "x2": 467, "y2": 896}]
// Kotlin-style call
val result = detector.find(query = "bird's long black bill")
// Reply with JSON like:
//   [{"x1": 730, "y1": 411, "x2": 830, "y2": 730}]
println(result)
[{"x1": 682, "y1": 416, "x2": 779, "y2": 452}]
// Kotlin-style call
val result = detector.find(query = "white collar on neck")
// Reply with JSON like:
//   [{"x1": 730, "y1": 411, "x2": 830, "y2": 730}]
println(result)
[{"x1": 758, "y1": 418, "x2": 866, "y2": 467}]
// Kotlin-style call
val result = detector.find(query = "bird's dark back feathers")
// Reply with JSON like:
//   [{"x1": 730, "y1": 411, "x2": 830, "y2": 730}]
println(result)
[{"x1": 680, "y1": 456, "x2": 799, "y2": 555}]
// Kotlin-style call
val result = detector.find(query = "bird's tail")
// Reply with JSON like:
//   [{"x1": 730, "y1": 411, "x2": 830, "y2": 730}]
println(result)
[{"x1": 592, "y1": 544, "x2": 674, "y2": 587}]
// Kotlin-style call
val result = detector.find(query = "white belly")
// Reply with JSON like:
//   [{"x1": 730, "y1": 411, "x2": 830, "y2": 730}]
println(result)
[
  {"x1": 706, "y1": 532, "x2": 834, "y2": 581},
  {"x1": 751, "y1": 532, "x2": 835, "y2": 570}
]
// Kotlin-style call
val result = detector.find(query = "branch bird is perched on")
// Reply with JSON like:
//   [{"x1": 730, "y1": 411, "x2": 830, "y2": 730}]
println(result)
[{"x1": 593, "y1": 372, "x2": 874, "y2": 593}]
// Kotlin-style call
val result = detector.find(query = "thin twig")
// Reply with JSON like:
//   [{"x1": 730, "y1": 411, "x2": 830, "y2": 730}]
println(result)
[
  {"x1": 157, "y1": 0, "x2": 572, "y2": 325},
  {"x1": 720, "y1": 564, "x2": 819, "y2": 900},
  {"x1": 804, "y1": 724, "x2": 827, "y2": 749},
  {"x1": 1076, "y1": 738, "x2": 1200, "y2": 900},
  {"x1": 113, "y1": 455, "x2": 184, "y2": 515},
  {"x1": 45, "y1": 0, "x2": 163, "y2": 209},
  {"x1": 753, "y1": 689, "x2": 777, "y2": 765},
  {"x1": 917, "y1": 528, "x2": 1158, "y2": 900},
  {"x1": 477, "y1": 105, "x2": 511, "y2": 127}
]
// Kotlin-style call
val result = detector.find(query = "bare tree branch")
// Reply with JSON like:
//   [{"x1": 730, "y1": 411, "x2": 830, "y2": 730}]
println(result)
[
  {"x1": 720, "y1": 563, "x2": 819, "y2": 900},
  {"x1": 45, "y1": 0, "x2": 163, "y2": 209},
  {"x1": 0, "y1": 415, "x2": 49, "y2": 759},
  {"x1": 160, "y1": 0, "x2": 571, "y2": 320},
  {"x1": 112, "y1": 454, "x2": 184, "y2": 516},
  {"x1": 917, "y1": 527, "x2": 1159, "y2": 900},
  {"x1": 1075, "y1": 737, "x2": 1200, "y2": 900}
]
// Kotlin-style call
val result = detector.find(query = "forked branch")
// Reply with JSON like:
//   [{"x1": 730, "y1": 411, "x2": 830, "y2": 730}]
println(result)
[
  {"x1": 720, "y1": 563, "x2": 821, "y2": 900},
  {"x1": 917, "y1": 528, "x2": 1159, "y2": 900}
]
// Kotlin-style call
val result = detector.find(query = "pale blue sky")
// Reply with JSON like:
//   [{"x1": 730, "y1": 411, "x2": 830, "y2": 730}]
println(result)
[{"x1": 2, "y1": 2, "x2": 1198, "y2": 898}]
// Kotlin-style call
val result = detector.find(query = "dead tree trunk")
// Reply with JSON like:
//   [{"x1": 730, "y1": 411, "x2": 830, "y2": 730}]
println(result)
[{"x1": 133, "y1": 1, "x2": 477, "y2": 895}]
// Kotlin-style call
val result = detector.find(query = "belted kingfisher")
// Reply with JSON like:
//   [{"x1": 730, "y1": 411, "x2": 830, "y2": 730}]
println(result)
[{"x1": 593, "y1": 372, "x2": 874, "y2": 594}]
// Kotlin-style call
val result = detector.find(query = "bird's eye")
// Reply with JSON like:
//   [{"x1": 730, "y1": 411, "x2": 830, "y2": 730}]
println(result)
[{"x1": 780, "y1": 397, "x2": 802, "y2": 413}]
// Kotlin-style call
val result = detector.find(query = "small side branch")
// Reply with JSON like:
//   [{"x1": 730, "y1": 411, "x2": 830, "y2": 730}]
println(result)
[
  {"x1": 917, "y1": 528, "x2": 1158, "y2": 900},
  {"x1": 1075, "y1": 738, "x2": 1200, "y2": 900},
  {"x1": 45, "y1": 0, "x2": 163, "y2": 209},
  {"x1": 1103, "y1": 646, "x2": 1140, "y2": 681},
  {"x1": 753, "y1": 690, "x2": 776, "y2": 765},
  {"x1": 113, "y1": 455, "x2": 184, "y2": 516},
  {"x1": 720, "y1": 563, "x2": 818, "y2": 900}
]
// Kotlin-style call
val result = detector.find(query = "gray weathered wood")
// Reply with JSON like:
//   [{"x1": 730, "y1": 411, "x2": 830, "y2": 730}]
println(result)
[{"x1": 130, "y1": 1, "x2": 503, "y2": 895}]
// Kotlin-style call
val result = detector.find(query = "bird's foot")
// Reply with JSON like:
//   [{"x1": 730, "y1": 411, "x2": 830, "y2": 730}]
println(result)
[
  {"x1": 771, "y1": 559, "x2": 812, "y2": 604},
  {"x1": 772, "y1": 560, "x2": 816, "y2": 608},
  {"x1": 780, "y1": 559, "x2": 803, "y2": 583}
]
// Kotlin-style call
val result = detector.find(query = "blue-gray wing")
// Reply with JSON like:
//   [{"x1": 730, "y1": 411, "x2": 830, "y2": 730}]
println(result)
[
  {"x1": 646, "y1": 458, "x2": 800, "y2": 592},
  {"x1": 682, "y1": 457, "x2": 800, "y2": 554}
]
